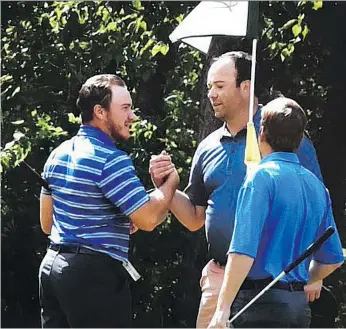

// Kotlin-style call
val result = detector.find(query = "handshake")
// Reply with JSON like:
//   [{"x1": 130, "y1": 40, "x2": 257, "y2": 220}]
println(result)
[
  {"x1": 130, "y1": 150, "x2": 180, "y2": 234},
  {"x1": 149, "y1": 150, "x2": 180, "y2": 188}
]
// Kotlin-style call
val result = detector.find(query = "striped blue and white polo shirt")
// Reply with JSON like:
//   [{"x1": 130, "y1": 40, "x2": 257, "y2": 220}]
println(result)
[{"x1": 41, "y1": 125, "x2": 150, "y2": 262}]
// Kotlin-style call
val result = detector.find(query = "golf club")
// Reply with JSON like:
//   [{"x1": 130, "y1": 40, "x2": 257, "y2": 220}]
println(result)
[
  {"x1": 21, "y1": 160, "x2": 51, "y2": 191},
  {"x1": 228, "y1": 226, "x2": 335, "y2": 326}
]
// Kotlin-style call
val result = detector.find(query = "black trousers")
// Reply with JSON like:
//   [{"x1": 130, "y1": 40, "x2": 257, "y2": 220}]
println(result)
[
  {"x1": 230, "y1": 288, "x2": 311, "y2": 328},
  {"x1": 39, "y1": 248, "x2": 132, "y2": 328}
]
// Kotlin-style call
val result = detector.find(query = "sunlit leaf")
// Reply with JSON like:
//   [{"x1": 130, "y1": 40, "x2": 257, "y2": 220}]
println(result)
[
  {"x1": 302, "y1": 25, "x2": 309, "y2": 40},
  {"x1": 140, "y1": 20, "x2": 147, "y2": 31},
  {"x1": 139, "y1": 39, "x2": 154, "y2": 56},
  {"x1": 0, "y1": 74, "x2": 13, "y2": 84},
  {"x1": 151, "y1": 43, "x2": 169, "y2": 56},
  {"x1": 68, "y1": 113, "x2": 81, "y2": 124},
  {"x1": 282, "y1": 19, "x2": 297, "y2": 30},
  {"x1": 298, "y1": 0, "x2": 307, "y2": 7},
  {"x1": 13, "y1": 131, "x2": 25, "y2": 141},
  {"x1": 292, "y1": 24, "x2": 302, "y2": 37},
  {"x1": 132, "y1": 0, "x2": 143, "y2": 10},
  {"x1": 79, "y1": 41, "x2": 89, "y2": 49},
  {"x1": 11, "y1": 86, "x2": 21, "y2": 98},
  {"x1": 313, "y1": 1, "x2": 323, "y2": 10},
  {"x1": 11, "y1": 120, "x2": 25, "y2": 125},
  {"x1": 107, "y1": 21, "x2": 117, "y2": 31}
]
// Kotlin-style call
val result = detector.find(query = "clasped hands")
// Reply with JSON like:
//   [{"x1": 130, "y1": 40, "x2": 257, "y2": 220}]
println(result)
[
  {"x1": 130, "y1": 150, "x2": 178, "y2": 234},
  {"x1": 149, "y1": 150, "x2": 179, "y2": 188}
]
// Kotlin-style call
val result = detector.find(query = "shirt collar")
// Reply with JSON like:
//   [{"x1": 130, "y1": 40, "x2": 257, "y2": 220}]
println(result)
[
  {"x1": 260, "y1": 152, "x2": 300, "y2": 165},
  {"x1": 219, "y1": 105, "x2": 262, "y2": 140},
  {"x1": 77, "y1": 125, "x2": 115, "y2": 146}
]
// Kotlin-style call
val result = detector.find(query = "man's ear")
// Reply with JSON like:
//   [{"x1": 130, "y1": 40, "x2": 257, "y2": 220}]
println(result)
[
  {"x1": 259, "y1": 126, "x2": 266, "y2": 143},
  {"x1": 240, "y1": 80, "x2": 251, "y2": 96},
  {"x1": 93, "y1": 104, "x2": 104, "y2": 121}
]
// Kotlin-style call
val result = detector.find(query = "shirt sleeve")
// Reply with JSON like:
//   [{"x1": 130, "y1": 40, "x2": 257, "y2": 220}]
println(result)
[
  {"x1": 41, "y1": 186, "x2": 51, "y2": 195},
  {"x1": 312, "y1": 190, "x2": 344, "y2": 264},
  {"x1": 228, "y1": 170, "x2": 271, "y2": 258},
  {"x1": 41, "y1": 158, "x2": 52, "y2": 195},
  {"x1": 184, "y1": 146, "x2": 208, "y2": 207},
  {"x1": 98, "y1": 151, "x2": 150, "y2": 216},
  {"x1": 297, "y1": 134, "x2": 323, "y2": 182}
]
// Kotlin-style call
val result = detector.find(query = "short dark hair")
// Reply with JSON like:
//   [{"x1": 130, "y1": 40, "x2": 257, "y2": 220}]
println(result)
[
  {"x1": 212, "y1": 51, "x2": 259, "y2": 95},
  {"x1": 261, "y1": 97, "x2": 307, "y2": 152},
  {"x1": 76, "y1": 74, "x2": 126, "y2": 123}
]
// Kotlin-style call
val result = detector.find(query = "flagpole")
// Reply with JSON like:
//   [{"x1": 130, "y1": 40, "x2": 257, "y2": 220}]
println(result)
[
  {"x1": 248, "y1": 39, "x2": 257, "y2": 123},
  {"x1": 244, "y1": 39, "x2": 261, "y2": 171}
]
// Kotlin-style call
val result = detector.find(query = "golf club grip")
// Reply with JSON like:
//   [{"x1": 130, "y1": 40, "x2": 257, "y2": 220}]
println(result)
[
  {"x1": 22, "y1": 161, "x2": 51, "y2": 191},
  {"x1": 38, "y1": 177, "x2": 51, "y2": 191},
  {"x1": 283, "y1": 226, "x2": 335, "y2": 273}
]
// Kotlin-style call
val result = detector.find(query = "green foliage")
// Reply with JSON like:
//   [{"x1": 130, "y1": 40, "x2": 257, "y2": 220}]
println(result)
[
  {"x1": 262, "y1": 2, "x2": 322, "y2": 63},
  {"x1": 262, "y1": 2, "x2": 309, "y2": 61},
  {"x1": 258, "y1": 1, "x2": 336, "y2": 137}
]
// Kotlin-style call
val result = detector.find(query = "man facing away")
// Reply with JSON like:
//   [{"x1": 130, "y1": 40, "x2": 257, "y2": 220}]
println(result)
[
  {"x1": 208, "y1": 97, "x2": 344, "y2": 328},
  {"x1": 150, "y1": 51, "x2": 324, "y2": 328},
  {"x1": 39, "y1": 74, "x2": 179, "y2": 328}
]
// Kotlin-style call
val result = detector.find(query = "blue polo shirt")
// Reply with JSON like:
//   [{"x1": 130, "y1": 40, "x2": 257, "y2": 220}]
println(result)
[
  {"x1": 186, "y1": 107, "x2": 323, "y2": 263},
  {"x1": 229, "y1": 152, "x2": 344, "y2": 282},
  {"x1": 41, "y1": 125, "x2": 150, "y2": 262}
]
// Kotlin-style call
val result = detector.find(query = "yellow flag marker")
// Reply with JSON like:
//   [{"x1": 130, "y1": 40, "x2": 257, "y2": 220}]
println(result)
[
  {"x1": 244, "y1": 39, "x2": 261, "y2": 173},
  {"x1": 245, "y1": 122, "x2": 261, "y2": 170}
]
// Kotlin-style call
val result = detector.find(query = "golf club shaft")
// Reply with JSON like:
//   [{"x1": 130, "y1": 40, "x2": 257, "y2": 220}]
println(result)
[
  {"x1": 22, "y1": 160, "x2": 50, "y2": 191},
  {"x1": 228, "y1": 226, "x2": 335, "y2": 326},
  {"x1": 284, "y1": 226, "x2": 335, "y2": 273},
  {"x1": 228, "y1": 272, "x2": 286, "y2": 325}
]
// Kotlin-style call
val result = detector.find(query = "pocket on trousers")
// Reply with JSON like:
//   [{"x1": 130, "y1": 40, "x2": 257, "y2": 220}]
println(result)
[{"x1": 38, "y1": 249, "x2": 57, "y2": 279}]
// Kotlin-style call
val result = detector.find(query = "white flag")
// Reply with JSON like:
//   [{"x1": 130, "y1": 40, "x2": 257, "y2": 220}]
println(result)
[{"x1": 169, "y1": 1, "x2": 259, "y2": 54}]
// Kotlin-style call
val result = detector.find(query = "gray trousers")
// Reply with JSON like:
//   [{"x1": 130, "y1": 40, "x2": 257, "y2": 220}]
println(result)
[{"x1": 230, "y1": 289, "x2": 311, "y2": 328}]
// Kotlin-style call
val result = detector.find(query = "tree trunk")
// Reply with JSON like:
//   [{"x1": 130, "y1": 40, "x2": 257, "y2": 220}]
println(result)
[
  {"x1": 317, "y1": 67, "x2": 346, "y2": 241},
  {"x1": 314, "y1": 3, "x2": 346, "y2": 240}
]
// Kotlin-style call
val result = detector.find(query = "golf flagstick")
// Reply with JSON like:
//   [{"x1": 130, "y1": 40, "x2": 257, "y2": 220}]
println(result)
[
  {"x1": 22, "y1": 160, "x2": 50, "y2": 191},
  {"x1": 228, "y1": 226, "x2": 335, "y2": 326},
  {"x1": 244, "y1": 39, "x2": 261, "y2": 173}
]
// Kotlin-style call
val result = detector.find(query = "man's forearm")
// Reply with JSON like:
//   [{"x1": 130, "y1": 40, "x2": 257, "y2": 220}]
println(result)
[
  {"x1": 308, "y1": 259, "x2": 344, "y2": 284},
  {"x1": 40, "y1": 193, "x2": 53, "y2": 235},
  {"x1": 216, "y1": 253, "x2": 254, "y2": 313},
  {"x1": 169, "y1": 190, "x2": 205, "y2": 231},
  {"x1": 130, "y1": 173, "x2": 179, "y2": 232},
  {"x1": 149, "y1": 178, "x2": 178, "y2": 227}
]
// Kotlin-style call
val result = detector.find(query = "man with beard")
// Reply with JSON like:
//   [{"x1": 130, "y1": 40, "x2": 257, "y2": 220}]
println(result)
[
  {"x1": 150, "y1": 51, "x2": 324, "y2": 328},
  {"x1": 39, "y1": 74, "x2": 179, "y2": 328}
]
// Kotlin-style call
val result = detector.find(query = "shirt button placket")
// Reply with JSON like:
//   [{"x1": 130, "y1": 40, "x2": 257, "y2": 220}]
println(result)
[{"x1": 226, "y1": 142, "x2": 235, "y2": 175}]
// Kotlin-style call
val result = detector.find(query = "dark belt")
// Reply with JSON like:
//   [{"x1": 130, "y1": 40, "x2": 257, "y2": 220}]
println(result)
[
  {"x1": 49, "y1": 244, "x2": 101, "y2": 256},
  {"x1": 240, "y1": 277, "x2": 305, "y2": 292},
  {"x1": 213, "y1": 259, "x2": 305, "y2": 291}
]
